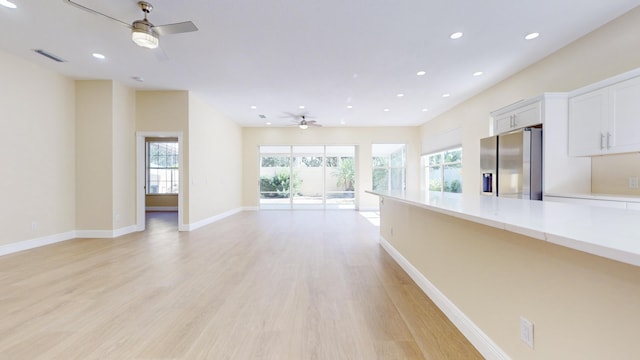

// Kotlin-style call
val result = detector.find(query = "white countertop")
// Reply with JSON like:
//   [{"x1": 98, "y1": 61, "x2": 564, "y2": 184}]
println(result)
[
  {"x1": 367, "y1": 190, "x2": 640, "y2": 267},
  {"x1": 545, "y1": 192, "x2": 640, "y2": 203}
]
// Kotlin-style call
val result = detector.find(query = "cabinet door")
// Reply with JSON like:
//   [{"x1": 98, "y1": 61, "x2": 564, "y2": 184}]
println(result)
[
  {"x1": 568, "y1": 89, "x2": 608, "y2": 156},
  {"x1": 513, "y1": 101, "x2": 541, "y2": 128},
  {"x1": 609, "y1": 76, "x2": 640, "y2": 153},
  {"x1": 494, "y1": 112, "x2": 514, "y2": 134}
]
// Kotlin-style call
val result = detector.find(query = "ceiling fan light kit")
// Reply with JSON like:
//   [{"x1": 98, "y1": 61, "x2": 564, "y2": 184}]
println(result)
[{"x1": 131, "y1": 20, "x2": 159, "y2": 49}]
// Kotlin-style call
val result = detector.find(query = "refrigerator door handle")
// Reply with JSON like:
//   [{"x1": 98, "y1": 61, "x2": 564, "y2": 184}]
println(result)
[
  {"x1": 600, "y1": 133, "x2": 605, "y2": 150},
  {"x1": 607, "y1": 132, "x2": 612, "y2": 149}
]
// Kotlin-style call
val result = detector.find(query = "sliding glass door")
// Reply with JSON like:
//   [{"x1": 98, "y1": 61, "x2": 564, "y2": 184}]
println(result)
[{"x1": 259, "y1": 145, "x2": 356, "y2": 209}]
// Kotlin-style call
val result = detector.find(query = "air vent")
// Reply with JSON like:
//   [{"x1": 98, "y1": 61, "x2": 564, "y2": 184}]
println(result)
[
  {"x1": 33, "y1": 49, "x2": 66, "y2": 63},
  {"x1": 259, "y1": 114, "x2": 266, "y2": 119}
]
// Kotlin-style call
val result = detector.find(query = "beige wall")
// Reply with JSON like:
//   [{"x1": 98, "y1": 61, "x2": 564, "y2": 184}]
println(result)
[
  {"x1": 242, "y1": 127, "x2": 420, "y2": 209},
  {"x1": 381, "y1": 198, "x2": 640, "y2": 359},
  {"x1": 136, "y1": 91, "x2": 190, "y2": 225},
  {"x1": 76, "y1": 80, "x2": 137, "y2": 232},
  {"x1": 112, "y1": 82, "x2": 137, "y2": 229},
  {"x1": 592, "y1": 153, "x2": 640, "y2": 195},
  {"x1": 75, "y1": 81, "x2": 114, "y2": 230},
  {"x1": 146, "y1": 194, "x2": 179, "y2": 208},
  {"x1": 421, "y1": 6, "x2": 640, "y2": 196},
  {"x1": 0, "y1": 50, "x2": 76, "y2": 245},
  {"x1": 187, "y1": 93, "x2": 243, "y2": 222}
]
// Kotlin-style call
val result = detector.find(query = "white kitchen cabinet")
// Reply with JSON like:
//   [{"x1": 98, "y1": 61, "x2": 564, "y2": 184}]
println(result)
[
  {"x1": 569, "y1": 74, "x2": 640, "y2": 156},
  {"x1": 492, "y1": 100, "x2": 542, "y2": 134}
]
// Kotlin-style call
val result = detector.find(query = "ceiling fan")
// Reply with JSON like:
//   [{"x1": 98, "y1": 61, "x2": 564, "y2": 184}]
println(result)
[
  {"x1": 283, "y1": 112, "x2": 322, "y2": 129},
  {"x1": 65, "y1": 0, "x2": 198, "y2": 49}
]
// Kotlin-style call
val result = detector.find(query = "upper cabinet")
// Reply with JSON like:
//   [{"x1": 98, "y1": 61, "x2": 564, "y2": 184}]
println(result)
[
  {"x1": 492, "y1": 99, "x2": 542, "y2": 134},
  {"x1": 490, "y1": 93, "x2": 592, "y2": 194},
  {"x1": 569, "y1": 72, "x2": 640, "y2": 156}
]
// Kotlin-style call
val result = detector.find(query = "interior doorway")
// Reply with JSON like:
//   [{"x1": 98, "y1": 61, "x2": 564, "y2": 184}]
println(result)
[{"x1": 136, "y1": 131, "x2": 185, "y2": 231}]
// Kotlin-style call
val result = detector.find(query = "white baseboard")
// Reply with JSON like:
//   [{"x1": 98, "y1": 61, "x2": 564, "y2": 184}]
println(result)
[
  {"x1": 76, "y1": 225, "x2": 139, "y2": 239},
  {"x1": 186, "y1": 207, "x2": 243, "y2": 231},
  {"x1": 113, "y1": 225, "x2": 139, "y2": 238},
  {"x1": 75, "y1": 230, "x2": 113, "y2": 238},
  {"x1": 0, "y1": 231, "x2": 76, "y2": 257},
  {"x1": 379, "y1": 236, "x2": 511, "y2": 360},
  {"x1": 145, "y1": 206, "x2": 178, "y2": 211}
]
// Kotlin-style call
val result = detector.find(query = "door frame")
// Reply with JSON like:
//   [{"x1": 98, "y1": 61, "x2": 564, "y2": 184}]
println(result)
[{"x1": 136, "y1": 131, "x2": 186, "y2": 231}]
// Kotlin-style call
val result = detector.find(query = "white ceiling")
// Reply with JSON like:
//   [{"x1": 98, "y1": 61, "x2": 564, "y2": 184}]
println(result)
[{"x1": 1, "y1": 0, "x2": 639, "y2": 127}]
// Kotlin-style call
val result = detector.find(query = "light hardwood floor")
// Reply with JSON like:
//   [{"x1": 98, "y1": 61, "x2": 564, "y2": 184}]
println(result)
[{"x1": 0, "y1": 210, "x2": 482, "y2": 359}]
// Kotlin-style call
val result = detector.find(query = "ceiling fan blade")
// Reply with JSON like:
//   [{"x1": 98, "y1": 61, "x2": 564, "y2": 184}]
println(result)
[
  {"x1": 154, "y1": 21, "x2": 198, "y2": 36},
  {"x1": 64, "y1": 0, "x2": 131, "y2": 29},
  {"x1": 306, "y1": 120, "x2": 318, "y2": 124},
  {"x1": 153, "y1": 46, "x2": 170, "y2": 62}
]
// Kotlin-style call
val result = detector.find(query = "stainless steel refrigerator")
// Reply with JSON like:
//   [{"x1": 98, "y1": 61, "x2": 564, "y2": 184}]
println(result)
[{"x1": 480, "y1": 128, "x2": 542, "y2": 200}]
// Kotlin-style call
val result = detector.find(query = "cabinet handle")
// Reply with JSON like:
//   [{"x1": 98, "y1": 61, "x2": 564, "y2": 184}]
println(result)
[
  {"x1": 607, "y1": 132, "x2": 612, "y2": 149},
  {"x1": 600, "y1": 133, "x2": 605, "y2": 150},
  {"x1": 513, "y1": 115, "x2": 517, "y2": 127}
]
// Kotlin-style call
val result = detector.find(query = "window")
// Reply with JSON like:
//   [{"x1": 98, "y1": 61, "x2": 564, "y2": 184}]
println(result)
[
  {"x1": 259, "y1": 145, "x2": 356, "y2": 209},
  {"x1": 425, "y1": 147, "x2": 462, "y2": 193},
  {"x1": 372, "y1": 144, "x2": 406, "y2": 191},
  {"x1": 147, "y1": 141, "x2": 179, "y2": 194}
]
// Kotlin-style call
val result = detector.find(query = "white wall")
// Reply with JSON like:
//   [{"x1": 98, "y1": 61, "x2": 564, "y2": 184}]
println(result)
[{"x1": 0, "y1": 50, "x2": 76, "y2": 246}]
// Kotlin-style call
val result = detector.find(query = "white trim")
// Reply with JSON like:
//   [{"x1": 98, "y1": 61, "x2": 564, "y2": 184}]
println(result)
[
  {"x1": 145, "y1": 206, "x2": 179, "y2": 211},
  {"x1": 113, "y1": 225, "x2": 139, "y2": 238},
  {"x1": 185, "y1": 207, "x2": 243, "y2": 231},
  {"x1": 378, "y1": 235, "x2": 511, "y2": 360},
  {"x1": 0, "y1": 231, "x2": 76, "y2": 256},
  {"x1": 75, "y1": 230, "x2": 114, "y2": 238}
]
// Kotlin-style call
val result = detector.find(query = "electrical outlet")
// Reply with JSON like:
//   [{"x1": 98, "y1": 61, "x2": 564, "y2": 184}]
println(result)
[
  {"x1": 390, "y1": 227, "x2": 394, "y2": 236},
  {"x1": 31, "y1": 221, "x2": 38, "y2": 232},
  {"x1": 520, "y1": 316, "x2": 534, "y2": 349},
  {"x1": 629, "y1": 177, "x2": 638, "y2": 189}
]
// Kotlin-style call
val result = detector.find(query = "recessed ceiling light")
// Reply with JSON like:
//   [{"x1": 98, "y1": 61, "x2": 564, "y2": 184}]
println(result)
[
  {"x1": 473, "y1": 71, "x2": 483, "y2": 77},
  {"x1": 450, "y1": 32, "x2": 463, "y2": 40},
  {"x1": 383, "y1": 108, "x2": 390, "y2": 112},
  {"x1": 416, "y1": 71, "x2": 426, "y2": 76},
  {"x1": 422, "y1": 108, "x2": 429, "y2": 112},
  {"x1": 396, "y1": 93, "x2": 405, "y2": 97},
  {"x1": 250, "y1": 105, "x2": 257, "y2": 109},
  {"x1": 266, "y1": 122, "x2": 272, "y2": 125},
  {"x1": 0, "y1": 0, "x2": 17, "y2": 9},
  {"x1": 525, "y1": 32, "x2": 540, "y2": 40},
  {"x1": 92, "y1": 53, "x2": 106, "y2": 60},
  {"x1": 442, "y1": 93, "x2": 451, "y2": 98},
  {"x1": 299, "y1": 105, "x2": 305, "y2": 109},
  {"x1": 346, "y1": 105, "x2": 353, "y2": 109}
]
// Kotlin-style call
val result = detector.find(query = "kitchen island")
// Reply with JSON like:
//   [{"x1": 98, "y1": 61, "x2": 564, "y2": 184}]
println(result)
[{"x1": 367, "y1": 190, "x2": 640, "y2": 360}]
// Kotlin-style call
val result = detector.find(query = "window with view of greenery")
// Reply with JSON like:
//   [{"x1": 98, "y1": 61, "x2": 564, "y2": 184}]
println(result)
[
  {"x1": 147, "y1": 141, "x2": 179, "y2": 194},
  {"x1": 426, "y1": 148, "x2": 462, "y2": 193},
  {"x1": 372, "y1": 144, "x2": 406, "y2": 191}
]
